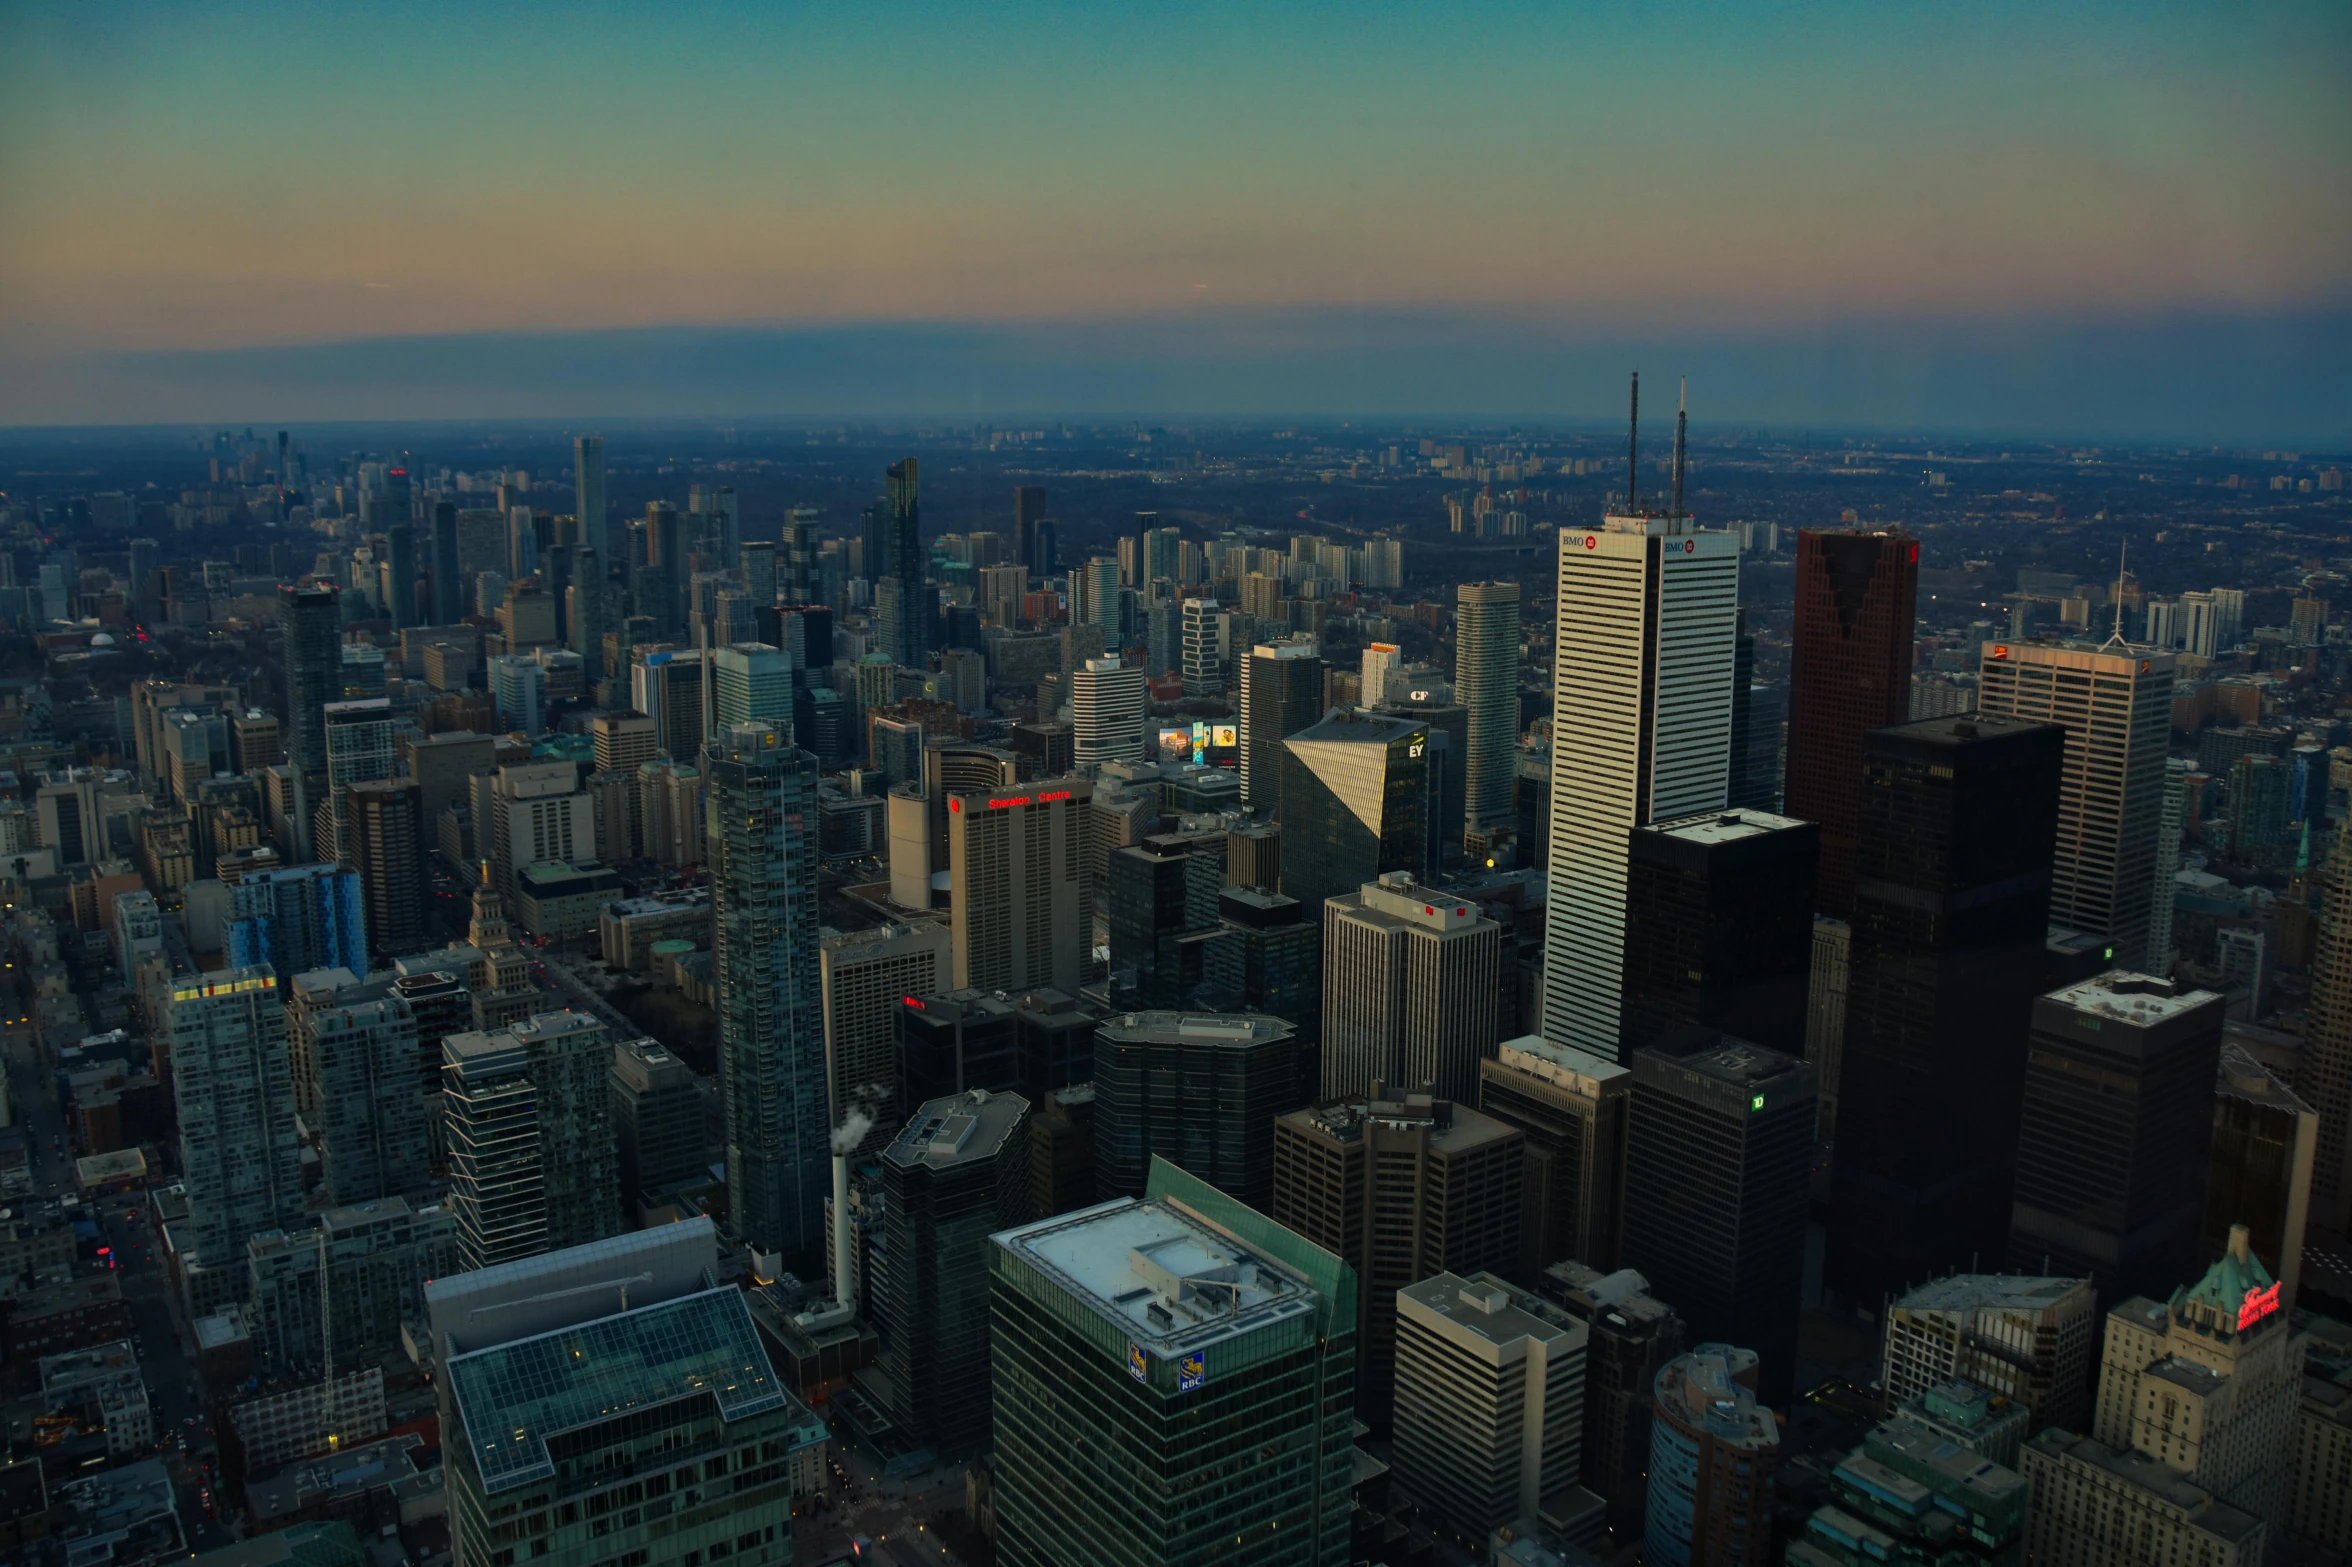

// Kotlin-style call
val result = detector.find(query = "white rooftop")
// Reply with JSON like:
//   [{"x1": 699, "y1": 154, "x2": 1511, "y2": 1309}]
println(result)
[
  {"x1": 2045, "y1": 972, "x2": 2221, "y2": 1026},
  {"x1": 998, "y1": 1197, "x2": 1317, "y2": 1358}
]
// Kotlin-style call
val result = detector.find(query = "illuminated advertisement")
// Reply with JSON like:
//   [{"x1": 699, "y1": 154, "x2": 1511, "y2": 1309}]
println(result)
[
  {"x1": 1211, "y1": 724, "x2": 1238, "y2": 749},
  {"x1": 1157, "y1": 728, "x2": 1193, "y2": 761}
]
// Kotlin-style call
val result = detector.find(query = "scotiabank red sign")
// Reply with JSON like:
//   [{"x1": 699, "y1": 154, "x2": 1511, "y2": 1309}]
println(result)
[{"x1": 2238, "y1": 1281, "x2": 2280, "y2": 1331}]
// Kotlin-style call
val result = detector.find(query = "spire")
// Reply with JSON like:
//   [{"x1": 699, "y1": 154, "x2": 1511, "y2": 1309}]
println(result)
[
  {"x1": 1626, "y1": 371, "x2": 1640, "y2": 515},
  {"x1": 1670, "y1": 376, "x2": 1689, "y2": 524},
  {"x1": 2101, "y1": 540, "x2": 2130, "y2": 650}
]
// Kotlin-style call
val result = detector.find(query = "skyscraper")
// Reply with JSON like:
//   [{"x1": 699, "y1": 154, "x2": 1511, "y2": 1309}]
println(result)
[
  {"x1": 385, "y1": 522, "x2": 419, "y2": 629},
  {"x1": 783, "y1": 503, "x2": 819, "y2": 604},
  {"x1": 1070, "y1": 653, "x2": 1146, "y2": 767},
  {"x1": 819, "y1": 922, "x2": 951, "y2": 1148},
  {"x1": 1012, "y1": 483, "x2": 1048, "y2": 578},
  {"x1": 2282, "y1": 803, "x2": 2352, "y2": 1230},
  {"x1": 1239, "y1": 639, "x2": 1326, "y2": 810},
  {"x1": 989, "y1": 1160, "x2": 1356, "y2": 1567},
  {"x1": 430, "y1": 499, "x2": 463, "y2": 625},
  {"x1": 1541, "y1": 512, "x2": 1739, "y2": 1060},
  {"x1": 319, "y1": 697, "x2": 395, "y2": 865},
  {"x1": 1392, "y1": 1272, "x2": 1589, "y2": 1543},
  {"x1": 1976, "y1": 639, "x2": 2176, "y2": 969},
  {"x1": 1621, "y1": 808, "x2": 1819, "y2": 1059},
  {"x1": 610, "y1": 1038, "x2": 707, "y2": 1201},
  {"x1": 566, "y1": 546, "x2": 603, "y2": 687},
  {"x1": 1619, "y1": 1030, "x2": 1814, "y2": 1404},
  {"x1": 1783, "y1": 529, "x2": 1917, "y2": 916},
  {"x1": 572, "y1": 432, "x2": 605, "y2": 554},
  {"x1": 441, "y1": 1045, "x2": 539, "y2": 1267},
  {"x1": 1828, "y1": 713, "x2": 2065, "y2": 1305},
  {"x1": 880, "y1": 1088, "x2": 1032, "y2": 1457},
  {"x1": 1544, "y1": 1262, "x2": 1689, "y2": 1536},
  {"x1": 1278, "y1": 708, "x2": 1428, "y2": 918},
  {"x1": 1645, "y1": 1346, "x2": 1779, "y2": 1567},
  {"x1": 1273, "y1": 1091, "x2": 1522, "y2": 1424},
  {"x1": 1092, "y1": 1010, "x2": 1299, "y2": 1210},
  {"x1": 1318, "y1": 871, "x2": 1502, "y2": 1102},
  {"x1": 878, "y1": 456, "x2": 928, "y2": 667},
  {"x1": 2008, "y1": 973, "x2": 2225, "y2": 1305},
  {"x1": 169, "y1": 966, "x2": 306, "y2": 1313},
  {"x1": 286, "y1": 967, "x2": 431, "y2": 1208},
  {"x1": 947, "y1": 778, "x2": 1089, "y2": 994},
  {"x1": 278, "y1": 584, "x2": 342, "y2": 860},
  {"x1": 706, "y1": 722, "x2": 828, "y2": 1267},
  {"x1": 1106, "y1": 832, "x2": 1224, "y2": 1008},
  {"x1": 224, "y1": 861, "x2": 368, "y2": 977},
  {"x1": 1456, "y1": 580, "x2": 1522, "y2": 847},
  {"x1": 2204, "y1": 1042, "x2": 2317, "y2": 1310},
  {"x1": 1879, "y1": 1274, "x2": 2097, "y2": 1435},
  {"x1": 1180, "y1": 597, "x2": 1229, "y2": 696},
  {"x1": 710, "y1": 641, "x2": 794, "y2": 730},
  {"x1": 343, "y1": 779, "x2": 424, "y2": 963},
  {"x1": 1480, "y1": 1036, "x2": 1632, "y2": 1280}
]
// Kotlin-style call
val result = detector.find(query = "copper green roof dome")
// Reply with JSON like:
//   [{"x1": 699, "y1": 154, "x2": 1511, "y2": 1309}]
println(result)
[{"x1": 2173, "y1": 1223, "x2": 2281, "y2": 1338}]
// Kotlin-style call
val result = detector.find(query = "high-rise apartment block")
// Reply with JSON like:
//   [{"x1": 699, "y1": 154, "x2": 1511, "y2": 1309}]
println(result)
[
  {"x1": 1542, "y1": 515, "x2": 1739, "y2": 1059},
  {"x1": 1273, "y1": 1091, "x2": 1522, "y2": 1423},
  {"x1": 706, "y1": 722, "x2": 828, "y2": 1266},
  {"x1": 224, "y1": 861, "x2": 368, "y2": 978},
  {"x1": 1977, "y1": 639, "x2": 2176, "y2": 969},
  {"x1": 1879, "y1": 1274, "x2": 2096, "y2": 1435},
  {"x1": 2008, "y1": 973, "x2": 2224, "y2": 1306},
  {"x1": 1620, "y1": 1030, "x2": 1814, "y2": 1404},
  {"x1": 343, "y1": 778, "x2": 424, "y2": 963},
  {"x1": 1783, "y1": 530, "x2": 1916, "y2": 915},
  {"x1": 989, "y1": 1160, "x2": 1356, "y2": 1567},
  {"x1": 1319, "y1": 872, "x2": 1501, "y2": 1102},
  {"x1": 1829, "y1": 713, "x2": 2064, "y2": 1304},
  {"x1": 1278, "y1": 709, "x2": 1428, "y2": 918},
  {"x1": 880, "y1": 1088, "x2": 1032, "y2": 1457},
  {"x1": 1646, "y1": 1345, "x2": 1779, "y2": 1567},
  {"x1": 1393, "y1": 1271, "x2": 1591, "y2": 1543},
  {"x1": 278, "y1": 584, "x2": 343, "y2": 860},
  {"x1": 442, "y1": 1011, "x2": 621, "y2": 1271},
  {"x1": 1092, "y1": 1010, "x2": 1299, "y2": 1211},
  {"x1": 1622, "y1": 808, "x2": 1819, "y2": 1059},
  {"x1": 710, "y1": 641, "x2": 794, "y2": 730},
  {"x1": 947, "y1": 778, "x2": 1089, "y2": 994},
  {"x1": 286, "y1": 967, "x2": 432, "y2": 1209},
  {"x1": 1479, "y1": 1036, "x2": 1632, "y2": 1280},
  {"x1": 168, "y1": 966, "x2": 307, "y2": 1314},
  {"x1": 1456, "y1": 581, "x2": 1522, "y2": 846},
  {"x1": 1240, "y1": 639, "x2": 1326, "y2": 810}
]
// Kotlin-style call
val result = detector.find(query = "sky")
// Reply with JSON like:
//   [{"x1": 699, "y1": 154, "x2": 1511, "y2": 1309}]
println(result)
[{"x1": 3, "y1": 1, "x2": 2348, "y2": 439}]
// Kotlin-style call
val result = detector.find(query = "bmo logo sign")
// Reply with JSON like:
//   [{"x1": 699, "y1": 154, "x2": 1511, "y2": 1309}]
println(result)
[{"x1": 1582, "y1": 536, "x2": 1598, "y2": 551}]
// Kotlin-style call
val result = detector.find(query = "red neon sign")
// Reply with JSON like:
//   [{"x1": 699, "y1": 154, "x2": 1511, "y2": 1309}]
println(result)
[
  {"x1": 2238, "y1": 1281, "x2": 2280, "y2": 1331},
  {"x1": 949, "y1": 798, "x2": 961, "y2": 813},
  {"x1": 1037, "y1": 789, "x2": 1073, "y2": 803},
  {"x1": 989, "y1": 796, "x2": 1032, "y2": 809},
  {"x1": 901, "y1": 995, "x2": 925, "y2": 1010}
]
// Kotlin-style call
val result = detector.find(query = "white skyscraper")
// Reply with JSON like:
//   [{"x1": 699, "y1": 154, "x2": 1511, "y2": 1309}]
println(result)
[
  {"x1": 1361, "y1": 642, "x2": 1402, "y2": 708},
  {"x1": 2179, "y1": 591, "x2": 2221, "y2": 658},
  {"x1": 1070, "y1": 654, "x2": 1146, "y2": 768},
  {"x1": 1976, "y1": 640, "x2": 2175, "y2": 970},
  {"x1": 1540, "y1": 506, "x2": 1738, "y2": 1060}
]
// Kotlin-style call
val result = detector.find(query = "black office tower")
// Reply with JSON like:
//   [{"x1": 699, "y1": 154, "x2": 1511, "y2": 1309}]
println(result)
[
  {"x1": 1827, "y1": 713, "x2": 2065, "y2": 1306},
  {"x1": 1091, "y1": 1009, "x2": 1300, "y2": 1211},
  {"x1": 1622, "y1": 808, "x2": 1820, "y2": 1059},
  {"x1": 277, "y1": 583, "x2": 343, "y2": 861},
  {"x1": 1013, "y1": 484, "x2": 1048, "y2": 578},
  {"x1": 1107, "y1": 832, "x2": 1225, "y2": 1008},
  {"x1": 2008, "y1": 973, "x2": 2225, "y2": 1306},
  {"x1": 881, "y1": 1088, "x2": 1033, "y2": 1457},
  {"x1": 896, "y1": 990, "x2": 1021, "y2": 1108},
  {"x1": 1619, "y1": 1028, "x2": 1814, "y2": 1404},
  {"x1": 430, "y1": 500, "x2": 463, "y2": 624}
]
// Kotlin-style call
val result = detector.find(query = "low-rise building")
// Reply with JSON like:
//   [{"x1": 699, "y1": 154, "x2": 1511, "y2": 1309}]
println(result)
[
  {"x1": 597, "y1": 890, "x2": 711, "y2": 971},
  {"x1": 512, "y1": 860, "x2": 625, "y2": 942},
  {"x1": 1788, "y1": 1418, "x2": 2024, "y2": 1567},
  {"x1": 39, "y1": 1339, "x2": 152, "y2": 1455}
]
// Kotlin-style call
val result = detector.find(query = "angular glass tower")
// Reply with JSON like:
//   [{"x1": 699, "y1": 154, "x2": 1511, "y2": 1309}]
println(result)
[{"x1": 990, "y1": 1159, "x2": 1356, "y2": 1566}]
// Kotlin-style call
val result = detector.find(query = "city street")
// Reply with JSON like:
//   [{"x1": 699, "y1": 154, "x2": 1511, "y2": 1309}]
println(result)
[{"x1": 6, "y1": 1030, "x2": 233, "y2": 1551}]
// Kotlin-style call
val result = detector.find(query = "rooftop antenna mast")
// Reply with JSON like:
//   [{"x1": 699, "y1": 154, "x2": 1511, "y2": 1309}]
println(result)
[
  {"x1": 1670, "y1": 376, "x2": 1689, "y2": 527},
  {"x1": 2102, "y1": 540, "x2": 2130, "y2": 650},
  {"x1": 1626, "y1": 371, "x2": 1640, "y2": 515}
]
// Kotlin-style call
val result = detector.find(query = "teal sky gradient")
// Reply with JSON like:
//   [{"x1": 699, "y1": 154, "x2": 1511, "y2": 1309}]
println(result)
[{"x1": 3, "y1": 2, "x2": 2347, "y2": 429}]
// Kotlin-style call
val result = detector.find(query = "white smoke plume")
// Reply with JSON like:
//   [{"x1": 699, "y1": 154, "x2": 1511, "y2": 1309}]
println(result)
[{"x1": 831, "y1": 1108, "x2": 875, "y2": 1155}]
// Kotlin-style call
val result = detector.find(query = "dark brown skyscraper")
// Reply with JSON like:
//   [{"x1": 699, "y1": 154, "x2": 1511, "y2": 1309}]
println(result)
[
  {"x1": 1784, "y1": 530, "x2": 1917, "y2": 914},
  {"x1": 345, "y1": 778, "x2": 424, "y2": 964},
  {"x1": 1013, "y1": 484, "x2": 1048, "y2": 576}
]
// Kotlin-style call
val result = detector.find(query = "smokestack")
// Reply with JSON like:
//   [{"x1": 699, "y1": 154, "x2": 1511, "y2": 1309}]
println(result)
[
  {"x1": 1626, "y1": 371, "x2": 1640, "y2": 514},
  {"x1": 832, "y1": 1154, "x2": 855, "y2": 1312}
]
